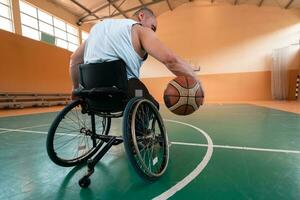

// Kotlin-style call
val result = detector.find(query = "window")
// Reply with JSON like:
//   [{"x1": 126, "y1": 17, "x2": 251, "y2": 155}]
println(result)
[
  {"x1": 81, "y1": 31, "x2": 89, "y2": 43},
  {"x1": 19, "y1": 0, "x2": 79, "y2": 51},
  {"x1": 0, "y1": 0, "x2": 13, "y2": 32}
]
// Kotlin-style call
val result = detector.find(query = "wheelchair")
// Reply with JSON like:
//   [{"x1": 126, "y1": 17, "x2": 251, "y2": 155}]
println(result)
[{"x1": 46, "y1": 60, "x2": 169, "y2": 188}]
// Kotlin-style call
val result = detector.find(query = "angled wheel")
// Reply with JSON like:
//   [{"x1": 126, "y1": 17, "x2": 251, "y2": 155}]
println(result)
[
  {"x1": 46, "y1": 99, "x2": 111, "y2": 167},
  {"x1": 123, "y1": 98, "x2": 169, "y2": 181}
]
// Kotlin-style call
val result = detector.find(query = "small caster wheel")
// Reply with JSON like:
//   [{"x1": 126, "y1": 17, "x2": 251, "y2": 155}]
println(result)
[{"x1": 79, "y1": 176, "x2": 91, "y2": 188}]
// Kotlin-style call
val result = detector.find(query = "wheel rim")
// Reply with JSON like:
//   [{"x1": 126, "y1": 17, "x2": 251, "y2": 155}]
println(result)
[
  {"x1": 130, "y1": 99, "x2": 169, "y2": 177},
  {"x1": 52, "y1": 102, "x2": 108, "y2": 162}
]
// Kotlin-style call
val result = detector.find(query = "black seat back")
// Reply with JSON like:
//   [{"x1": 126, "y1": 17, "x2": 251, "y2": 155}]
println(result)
[{"x1": 78, "y1": 60, "x2": 128, "y2": 113}]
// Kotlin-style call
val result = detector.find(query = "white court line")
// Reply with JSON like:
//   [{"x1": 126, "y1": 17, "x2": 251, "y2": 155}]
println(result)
[
  {"x1": 0, "y1": 127, "x2": 116, "y2": 137},
  {"x1": 0, "y1": 128, "x2": 71, "y2": 136},
  {"x1": 0, "y1": 128, "x2": 48, "y2": 135},
  {"x1": 171, "y1": 141, "x2": 300, "y2": 154},
  {"x1": 0, "y1": 123, "x2": 50, "y2": 134},
  {"x1": 2, "y1": 126, "x2": 298, "y2": 155},
  {"x1": 153, "y1": 119, "x2": 214, "y2": 200}
]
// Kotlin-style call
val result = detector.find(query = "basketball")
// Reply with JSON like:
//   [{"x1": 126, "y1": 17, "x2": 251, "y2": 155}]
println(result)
[{"x1": 163, "y1": 76, "x2": 204, "y2": 115}]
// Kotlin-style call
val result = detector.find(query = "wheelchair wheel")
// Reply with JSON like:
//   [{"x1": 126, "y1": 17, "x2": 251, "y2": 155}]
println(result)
[
  {"x1": 123, "y1": 98, "x2": 169, "y2": 180},
  {"x1": 46, "y1": 99, "x2": 111, "y2": 167}
]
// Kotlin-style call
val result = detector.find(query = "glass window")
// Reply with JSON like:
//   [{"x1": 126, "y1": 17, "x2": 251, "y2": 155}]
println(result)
[
  {"x1": 19, "y1": 0, "x2": 80, "y2": 51},
  {"x1": 54, "y1": 28, "x2": 67, "y2": 40},
  {"x1": 0, "y1": 0, "x2": 13, "y2": 32},
  {"x1": 68, "y1": 43, "x2": 78, "y2": 52},
  {"x1": 0, "y1": 3, "x2": 10, "y2": 18},
  {"x1": 66, "y1": 24, "x2": 78, "y2": 36},
  {"x1": 81, "y1": 31, "x2": 89, "y2": 42},
  {"x1": 56, "y1": 38, "x2": 68, "y2": 48},
  {"x1": 0, "y1": 0, "x2": 9, "y2": 5},
  {"x1": 0, "y1": 16, "x2": 12, "y2": 32},
  {"x1": 22, "y1": 25, "x2": 39, "y2": 40},
  {"x1": 19, "y1": 0, "x2": 37, "y2": 18},
  {"x1": 38, "y1": 10, "x2": 52, "y2": 24},
  {"x1": 20, "y1": 13, "x2": 38, "y2": 29},
  {"x1": 67, "y1": 33, "x2": 78, "y2": 44},
  {"x1": 54, "y1": 18, "x2": 65, "y2": 30},
  {"x1": 39, "y1": 21, "x2": 53, "y2": 35}
]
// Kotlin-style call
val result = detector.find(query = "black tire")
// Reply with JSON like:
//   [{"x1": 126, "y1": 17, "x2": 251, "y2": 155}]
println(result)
[
  {"x1": 123, "y1": 98, "x2": 169, "y2": 181},
  {"x1": 46, "y1": 99, "x2": 111, "y2": 167}
]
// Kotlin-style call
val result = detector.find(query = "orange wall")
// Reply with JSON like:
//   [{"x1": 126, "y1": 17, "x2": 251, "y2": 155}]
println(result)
[
  {"x1": 141, "y1": 3, "x2": 300, "y2": 78},
  {"x1": 142, "y1": 69, "x2": 300, "y2": 103},
  {"x1": 1, "y1": 2, "x2": 300, "y2": 101},
  {"x1": 142, "y1": 71, "x2": 272, "y2": 102},
  {"x1": 0, "y1": 30, "x2": 71, "y2": 93},
  {"x1": 0, "y1": 29, "x2": 297, "y2": 101}
]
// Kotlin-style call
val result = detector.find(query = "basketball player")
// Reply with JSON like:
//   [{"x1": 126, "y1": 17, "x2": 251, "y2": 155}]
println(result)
[{"x1": 70, "y1": 7, "x2": 198, "y2": 108}]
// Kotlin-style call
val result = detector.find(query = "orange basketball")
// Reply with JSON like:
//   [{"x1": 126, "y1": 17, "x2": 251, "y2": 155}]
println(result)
[{"x1": 163, "y1": 76, "x2": 204, "y2": 115}]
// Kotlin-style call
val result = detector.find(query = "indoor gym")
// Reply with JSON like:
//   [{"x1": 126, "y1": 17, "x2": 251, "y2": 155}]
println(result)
[{"x1": 1, "y1": 0, "x2": 300, "y2": 200}]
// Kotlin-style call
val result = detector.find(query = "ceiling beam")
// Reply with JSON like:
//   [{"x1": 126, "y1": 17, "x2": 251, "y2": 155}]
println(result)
[
  {"x1": 138, "y1": 0, "x2": 145, "y2": 6},
  {"x1": 107, "y1": 0, "x2": 129, "y2": 18},
  {"x1": 285, "y1": 0, "x2": 294, "y2": 9},
  {"x1": 81, "y1": 0, "x2": 165, "y2": 23},
  {"x1": 111, "y1": 0, "x2": 127, "y2": 16},
  {"x1": 258, "y1": 0, "x2": 264, "y2": 7},
  {"x1": 166, "y1": 0, "x2": 173, "y2": 11},
  {"x1": 107, "y1": 0, "x2": 165, "y2": 18},
  {"x1": 77, "y1": 0, "x2": 119, "y2": 24},
  {"x1": 70, "y1": 0, "x2": 100, "y2": 21}
]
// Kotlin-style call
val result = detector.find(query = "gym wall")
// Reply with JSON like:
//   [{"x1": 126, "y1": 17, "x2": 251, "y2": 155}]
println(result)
[
  {"x1": 141, "y1": 2, "x2": 300, "y2": 102},
  {"x1": 0, "y1": 30, "x2": 72, "y2": 93},
  {"x1": 1, "y1": 1, "x2": 299, "y2": 102},
  {"x1": 0, "y1": 0, "x2": 90, "y2": 94}
]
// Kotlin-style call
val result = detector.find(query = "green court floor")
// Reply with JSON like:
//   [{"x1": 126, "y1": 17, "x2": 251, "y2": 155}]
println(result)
[{"x1": 0, "y1": 104, "x2": 300, "y2": 199}]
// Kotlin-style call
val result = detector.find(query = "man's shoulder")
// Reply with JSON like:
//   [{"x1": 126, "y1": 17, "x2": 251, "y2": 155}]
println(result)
[{"x1": 98, "y1": 18, "x2": 137, "y2": 24}]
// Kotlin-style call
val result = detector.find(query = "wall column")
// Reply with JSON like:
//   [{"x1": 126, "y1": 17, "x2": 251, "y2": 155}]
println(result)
[{"x1": 11, "y1": 0, "x2": 22, "y2": 35}]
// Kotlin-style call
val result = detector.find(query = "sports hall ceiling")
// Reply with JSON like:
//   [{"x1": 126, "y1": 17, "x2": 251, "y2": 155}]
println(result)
[{"x1": 50, "y1": 0, "x2": 300, "y2": 25}]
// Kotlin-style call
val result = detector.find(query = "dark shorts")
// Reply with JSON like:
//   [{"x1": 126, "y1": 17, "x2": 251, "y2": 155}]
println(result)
[{"x1": 127, "y1": 78, "x2": 159, "y2": 110}]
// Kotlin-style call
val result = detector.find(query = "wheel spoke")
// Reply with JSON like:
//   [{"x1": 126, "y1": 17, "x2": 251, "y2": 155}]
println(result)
[
  {"x1": 48, "y1": 100, "x2": 110, "y2": 165},
  {"x1": 125, "y1": 99, "x2": 169, "y2": 179}
]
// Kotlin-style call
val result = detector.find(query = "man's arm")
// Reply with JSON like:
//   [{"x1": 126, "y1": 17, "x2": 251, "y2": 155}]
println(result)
[
  {"x1": 69, "y1": 41, "x2": 86, "y2": 90},
  {"x1": 137, "y1": 26, "x2": 198, "y2": 79}
]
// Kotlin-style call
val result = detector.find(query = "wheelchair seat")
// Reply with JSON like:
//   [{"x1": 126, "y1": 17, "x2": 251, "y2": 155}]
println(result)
[{"x1": 73, "y1": 60, "x2": 128, "y2": 113}]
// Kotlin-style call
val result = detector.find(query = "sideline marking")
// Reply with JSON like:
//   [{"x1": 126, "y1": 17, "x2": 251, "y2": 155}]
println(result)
[
  {"x1": 2, "y1": 126, "x2": 298, "y2": 155},
  {"x1": 0, "y1": 127, "x2": 115, "y2": 137},
  {"x1": 0, "y1": 123, "x2": 50, "y2": 134},
  {"x1": 153, "y1": 119, "x2": 214, "y2": 200},
  {"x1": 171, "y1": 141, "x2": 300, "y2": 154},
  {"x1": 0, "y1": 127, "x2": 48, "y2": 134}
]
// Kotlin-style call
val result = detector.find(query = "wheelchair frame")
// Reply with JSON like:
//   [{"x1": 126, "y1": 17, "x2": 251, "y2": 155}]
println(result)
[{"x1": 46, "y1": 61, "x2": 169, "y2": 188}]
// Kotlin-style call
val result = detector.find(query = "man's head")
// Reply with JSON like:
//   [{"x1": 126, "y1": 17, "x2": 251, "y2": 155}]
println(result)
[{"x1": 132, "y1": 7, "x2": 157, "y2": 32}]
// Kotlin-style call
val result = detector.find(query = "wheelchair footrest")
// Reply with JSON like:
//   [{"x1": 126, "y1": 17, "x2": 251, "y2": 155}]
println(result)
[{"x1": 96, "y1": 135, "x2": 123, "y2": 145}]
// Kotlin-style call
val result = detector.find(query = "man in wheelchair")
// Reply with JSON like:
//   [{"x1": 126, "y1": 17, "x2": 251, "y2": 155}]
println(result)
[
  {"x1": 47, "y1": 7, "x2": 200, "y2": 188},
  {"x1": 69, "y1": 7, "x2": 198, "y2": 108}
]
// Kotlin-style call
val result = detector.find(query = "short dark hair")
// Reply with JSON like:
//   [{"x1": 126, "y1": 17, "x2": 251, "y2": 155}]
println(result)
[{"x1": 133, "y1": 7, "x2": 155, "y2": 17}]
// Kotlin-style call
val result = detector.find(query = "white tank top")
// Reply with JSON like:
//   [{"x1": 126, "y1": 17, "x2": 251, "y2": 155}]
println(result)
[{"x1": 84, "y1": 19, "x2": 145, "y2": 79}]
